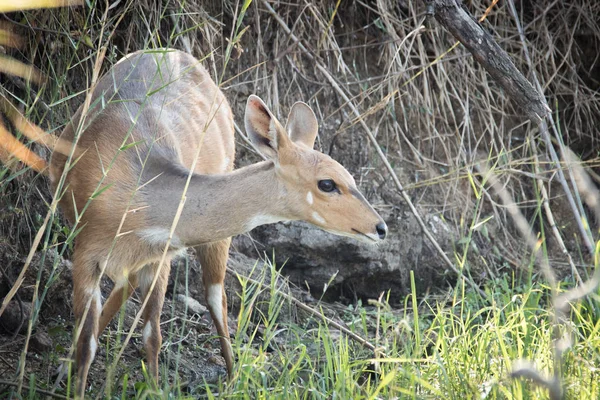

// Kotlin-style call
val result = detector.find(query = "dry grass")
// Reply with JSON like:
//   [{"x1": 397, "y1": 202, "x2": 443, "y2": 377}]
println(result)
[{"x1": 2, "y1": 1, "x2": 599, "y2": 265}]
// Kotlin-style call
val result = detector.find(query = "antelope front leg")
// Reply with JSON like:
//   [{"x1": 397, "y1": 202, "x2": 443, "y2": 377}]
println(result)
[
  {"x1": 196, "y1": 239, "x2": 233, "y2": 376},
  {"x1": 138, "y1": 259, "x2": 171, "y2": 385},
  {"x1": 98, "y1": 274, "x2": 138, "y2": 335},
  {"x1": 72, "y1": 253, "x2": 102, "y2": 399}
]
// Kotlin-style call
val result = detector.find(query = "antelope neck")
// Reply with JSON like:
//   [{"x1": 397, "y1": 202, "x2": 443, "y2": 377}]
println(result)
[{"x1": 142, "y1": 160, "x2": 290, "y2": 246}]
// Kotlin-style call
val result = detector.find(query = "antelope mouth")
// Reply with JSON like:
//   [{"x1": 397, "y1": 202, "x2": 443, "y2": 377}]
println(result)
[{"x1": 351, "y1": 228, "x2": 379, "y2": 243}]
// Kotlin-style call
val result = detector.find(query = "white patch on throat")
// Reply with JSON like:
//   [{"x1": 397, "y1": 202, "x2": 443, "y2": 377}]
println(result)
[
  {"x1": 142, "y1": 321, "x2": 152, "y2": 344},
  {"x1": 138, "y1": 227, "x2": 183, "y2": 248},
  {"x1": 306, "y1": 191, "x2": 314, "y2": 205},
  {"x1": 245, "y1": 215, "x2": 283, "y2": 231},
  {"x1": 312, "y1": 212, "x2": 326, "y2": 224},
  {"x1": 207, "y1": 284, "x2": 224, "y2": 328}
]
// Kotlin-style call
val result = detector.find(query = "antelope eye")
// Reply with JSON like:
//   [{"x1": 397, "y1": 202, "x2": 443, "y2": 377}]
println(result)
[{"x1": 318, "y1": 179, "x2": 336, "y2": 193}]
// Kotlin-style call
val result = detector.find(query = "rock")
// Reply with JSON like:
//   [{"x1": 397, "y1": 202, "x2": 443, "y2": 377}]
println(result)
[
  {"x1": 175, "y1": 294, "x2": 208, "y2": 315},
  {"x1": 0, "y1": 300, "x2": 32, "y2": 334},
  {"x1": 232, "y1": 212, "x2": 453, "y2": 301},
  {"x1": 30, "y1": 330, "x2": 53, "y2": 353}
]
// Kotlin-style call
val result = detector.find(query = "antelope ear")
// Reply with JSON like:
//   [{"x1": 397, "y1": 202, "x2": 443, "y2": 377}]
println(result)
[
  {"x1": 286, "y1": 101, "x2": 318, "y2": 149},
  {"x1": 244, "y1": 95, "x2": 290, "y2": 160}
]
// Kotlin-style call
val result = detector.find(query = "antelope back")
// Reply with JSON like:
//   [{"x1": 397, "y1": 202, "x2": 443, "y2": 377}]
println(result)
[{"x1": 50, "y1": 49, "x2": 235, "y2": 244}]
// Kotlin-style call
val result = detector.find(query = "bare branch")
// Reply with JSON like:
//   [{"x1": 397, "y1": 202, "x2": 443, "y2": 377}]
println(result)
[{"x1": 427, "y1": 0, "x2": 550, "y2": 123}]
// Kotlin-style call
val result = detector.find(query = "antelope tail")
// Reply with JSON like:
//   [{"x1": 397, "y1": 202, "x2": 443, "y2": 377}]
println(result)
[
  {"x1": 0, "y1": 98, "x2": 75, "y2": 175},
  {"x1": 0, "y1": 120, "x2": 47, "y2": 173}
]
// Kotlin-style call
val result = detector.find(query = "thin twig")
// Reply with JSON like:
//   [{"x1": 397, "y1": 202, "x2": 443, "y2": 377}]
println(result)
[
  {"x1": 0, "y1": 379, "x2": 68, "y2": 399},
  {"x1": 532, "y1": 145, "x2": 583, "y2": 285}
]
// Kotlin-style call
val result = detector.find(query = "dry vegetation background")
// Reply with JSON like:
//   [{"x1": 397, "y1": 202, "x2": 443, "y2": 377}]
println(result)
[{"x1": 0, "y1": 0, "x2": 599, "y2": 398}]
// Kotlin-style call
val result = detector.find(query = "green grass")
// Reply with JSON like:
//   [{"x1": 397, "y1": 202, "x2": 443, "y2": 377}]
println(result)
[{"x1": 104, "y1": 263, "x2": 599, "y2": 400}]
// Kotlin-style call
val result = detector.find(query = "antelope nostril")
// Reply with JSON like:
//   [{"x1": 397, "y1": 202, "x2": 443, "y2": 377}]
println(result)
[{"x1": 376, "y1": 222, "x2": 387, "y2": 240}]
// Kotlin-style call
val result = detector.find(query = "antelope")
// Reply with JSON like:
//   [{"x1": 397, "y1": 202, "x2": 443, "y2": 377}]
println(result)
[{"x1": 2, "y1": 49, "x2": 387, "y2": 397}]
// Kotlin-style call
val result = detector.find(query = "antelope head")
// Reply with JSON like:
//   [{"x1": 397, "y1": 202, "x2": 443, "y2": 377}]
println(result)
[{"x1": 244, "y1": 95, "x2": 387, "y2": 243}]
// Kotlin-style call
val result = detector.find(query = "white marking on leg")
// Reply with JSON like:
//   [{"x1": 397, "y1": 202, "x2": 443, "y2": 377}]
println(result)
[
  {"x1": 94, "y1": 288, "x2": 102, "y2": 316},
  {"x1": 137, "y1": 268, "x2": 154, "y2": 297},
  {"x1": 306, "y1": 191, "x2": 313, "y2": 205},
  {"x1": 142, "y1": 321, "x2": 153, "y2": 345},
  {"x1": 207, "y1": 283, "x2": 224, "y2": 328},
  {"x1": 312, "y1": 212, "x2": 326, "y2": 224},
  {"x1": 89, "y1": 334, "x2": 97, "y2": 360}
]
